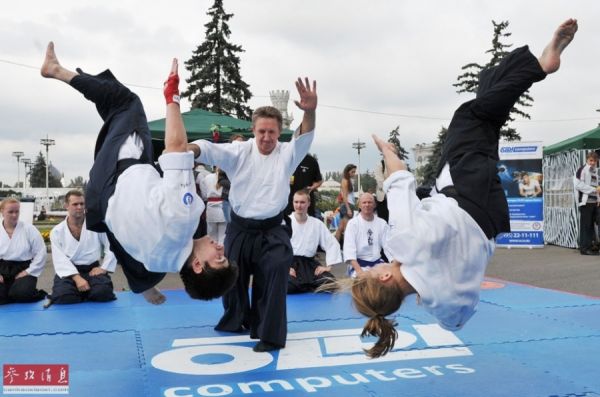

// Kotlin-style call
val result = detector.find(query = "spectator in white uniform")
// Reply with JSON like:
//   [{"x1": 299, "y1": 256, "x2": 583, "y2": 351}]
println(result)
[
  {"x1": 328, "y1": 19, "x2": 578, "y2": 358},
  {"x1": 201, "y1": 168, "x2": 227, "y2": 245},
  {"x1": 288, "y1": 189, "x2": 342, "y2": 293},
  {"x1": 188, "y1": 77, "x2": 317, "y2": 352},
  {"x1": 48, "y1": 190, "x2": 117, "y2": 305},
  {"x1": 0, "y1": 198, "x2": 47, "y2": 304},
  {"x1": 41, "y1": 43, "x2": 237, "y2": 305},
  {"x1": 343, "y1": 193, "x2": 389, "y2": 278}
]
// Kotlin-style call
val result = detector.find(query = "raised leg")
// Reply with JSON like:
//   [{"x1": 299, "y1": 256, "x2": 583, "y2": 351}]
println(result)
[{"x1": 538, "y1": 18, "x2": 578, "y2": 74}]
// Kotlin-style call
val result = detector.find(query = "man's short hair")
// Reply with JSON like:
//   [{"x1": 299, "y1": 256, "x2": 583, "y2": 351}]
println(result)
[
  {"x1": 294, "y1": 188, "x2": 311, "y2": 202},
  {"x1": 64, "y1": 189, "x2": 84, "y2": 205},
  {"x1": 252, "y1": 106, "x2": 283, "y2": 131},
  {"x1": 587, "y1": 151, "x2": 599, "y2": 161},
  {"x1": 180, "y1": 258, "x2": 239, "y2": 300}
]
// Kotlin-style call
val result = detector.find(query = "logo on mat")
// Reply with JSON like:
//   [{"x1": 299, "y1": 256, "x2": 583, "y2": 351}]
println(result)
[
  {"x1": 152, "y1": 325, "x2": 472, "y2": 376},
  {"x1": 182, "y1": 192, "x2": 194, "y2": 205}
]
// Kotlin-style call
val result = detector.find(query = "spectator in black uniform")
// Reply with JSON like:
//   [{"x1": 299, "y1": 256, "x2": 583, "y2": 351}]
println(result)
[{"x1": 285, "y1": 154, "x2": 323, "y2": 217}]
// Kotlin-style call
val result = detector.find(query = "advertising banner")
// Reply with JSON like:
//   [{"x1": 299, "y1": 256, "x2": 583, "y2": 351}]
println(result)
[{"x1": 496, "y1": 141, "x2": 544, "y2": 247}]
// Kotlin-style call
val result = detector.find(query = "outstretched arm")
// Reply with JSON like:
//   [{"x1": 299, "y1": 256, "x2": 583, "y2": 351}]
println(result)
[
  {"x1": 294, "y1": 77, "x2": 317, "y2": 134},
  {"x1": 372, "y1": 134, "x2": 407, "y2": 174},
  {"x1": 164, "y1": 59, "x2": 187, "y2": 153}
]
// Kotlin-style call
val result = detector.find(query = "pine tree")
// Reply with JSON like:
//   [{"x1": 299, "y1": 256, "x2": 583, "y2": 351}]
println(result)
[
  {"x1": 453, "y1": 20, "x2": 532, "y2": 141},
  {"x1": 182, "y1": 0, "x2": 253, "y2": 120},
  {"x1": 67, "y1": 176, "x2": 87, "y2": 189},
  {"x1": 30, "y1": 151, "x2": 62, "y2": 188},
  {"x1": 420, "y1": 126, "x2": 448, "y2": 186},
  {"x1": 387, "y1": 125, "x2": 411, "y2": 171}
]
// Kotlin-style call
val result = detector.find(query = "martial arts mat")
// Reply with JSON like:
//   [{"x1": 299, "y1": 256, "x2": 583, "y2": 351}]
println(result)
[{"x1": 1, "y1": 279, "x2": 599, "y2": 397}]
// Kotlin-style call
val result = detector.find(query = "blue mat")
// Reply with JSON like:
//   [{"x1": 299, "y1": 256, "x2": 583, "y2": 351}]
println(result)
[{"x1": 1, "y1": 279, "x2": 599, "y2": 397}]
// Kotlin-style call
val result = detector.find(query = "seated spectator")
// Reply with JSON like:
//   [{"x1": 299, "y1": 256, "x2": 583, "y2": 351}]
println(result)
[
  {"x1": 0, "y1": 198, "x2": 47, "y2": 304},
  {"x1": 343, "y1": 193, "x2": 389, "y2": 278},
  {"x1": 288, "y1": 190, "x2": 342, "y2": 293},
  {"x1": 47, "y1": 190, "x2": 117, "y2": 305}
]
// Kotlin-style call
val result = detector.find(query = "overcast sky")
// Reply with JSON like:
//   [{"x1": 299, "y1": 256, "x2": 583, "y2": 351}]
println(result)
[{"x1": 1, "y1": 0, "x2": 599, "y2": 187}]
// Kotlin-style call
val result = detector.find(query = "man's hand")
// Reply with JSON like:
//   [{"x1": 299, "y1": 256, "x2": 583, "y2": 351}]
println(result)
[
  {"x1": 289, "y1": 268, "x2": 297, "y2": 278},
  {"x1": 72, "y1": 274, "x2": 90, "y2": 292},
  {"x1": 294, "y1": 77, "x2": 317, "y2": 135},
  {"x1": 0, "y1": 275, "x2": 4, "y2": 283},
  {"x1": 15, "y1": 270, "x2": 28, "y2": 279},
  {"x1": 164, "y1": 58, "x2": 180, "y2": 105},
  {"x1": 89, "y1": 267, "x2": 107, "y2": 277},
  {"x1": 294, "y1": 77, "x2": 317, "y2": 112},
  {"x1": 314, "y1": 266, "x2": 331, "y2": 276},
  {"x1": 372, "y1": 134, "x2": 407, "y2": 174}
]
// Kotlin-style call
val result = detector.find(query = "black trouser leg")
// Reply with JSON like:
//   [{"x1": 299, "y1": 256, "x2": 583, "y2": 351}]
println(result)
[
  {"x1": 50, "y1": 275, "x2": 83, "y2": 304},
  {"x1": 70, "y1": 70, "x2": 135, "y2": 121},
  {"x1": 579, "y1": 203, "x2": 597, "y2": 252},
  {"x1": 8, "y1": 276, "x2": 46, "y2": 303}
]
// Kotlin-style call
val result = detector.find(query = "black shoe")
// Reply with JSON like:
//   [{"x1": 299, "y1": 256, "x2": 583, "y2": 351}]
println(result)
[
  {"x1": 253, "y1": 341, "x2": 282, "y2": 352},
  {"x1": 581, "y1": 249, "x2": 600, "y2": 256}
]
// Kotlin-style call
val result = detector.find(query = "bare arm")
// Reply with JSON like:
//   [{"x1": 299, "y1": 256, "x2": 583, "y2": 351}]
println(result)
[
  {"x1": 294, "y1": 78, "x2": 317, "y2": 134},
  {"x1": 372, "y1": 134, "x2": 407, "y2": 174},
  {"x1": 163, "y1": 59, "x2": 187, "y2": 153}
]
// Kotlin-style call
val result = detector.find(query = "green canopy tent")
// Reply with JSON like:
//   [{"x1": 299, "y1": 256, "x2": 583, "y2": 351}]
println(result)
[
  {"x1": 148, "y1": 108, "x2": 294, "y2": 159},
  {"x1": 544, "y1": 125, "x2": 600, "y2": 155},
  {"x1": 543, "y1": 125, "x2": 600, "y2": 248}
]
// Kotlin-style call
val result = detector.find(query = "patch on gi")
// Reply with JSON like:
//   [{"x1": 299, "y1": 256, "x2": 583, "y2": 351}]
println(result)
[{"x1": 182, "y1": 192, "x2": 194, "y2": 205}]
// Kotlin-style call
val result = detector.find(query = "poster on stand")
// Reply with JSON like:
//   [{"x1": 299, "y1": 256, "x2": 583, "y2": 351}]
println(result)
[{"x1": 496, "y1": 141, "x2": 544, "y2": 248}]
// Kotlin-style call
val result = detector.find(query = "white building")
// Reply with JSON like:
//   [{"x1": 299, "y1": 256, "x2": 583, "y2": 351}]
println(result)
[
  {"x1": 319, "y1": 178, "x2": 341, "y2": 192},
  {"x1": 412, "y1": 142, "x2": 435, "y2": 183}
]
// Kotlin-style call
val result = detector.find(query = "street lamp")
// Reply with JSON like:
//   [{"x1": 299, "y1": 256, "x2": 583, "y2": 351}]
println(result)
[
  {"x1": 40, "y1": 135, "x2": 55, "y2": 206},
  {"x1": 12, "y1": 151, "x2": 24, "y2": 189},
  {"x1": 352, "y1": 139, "x2": 366, "y2": 192},
  {"x1": 21, "y1": 158, "x2": 31, "y2": 190}
]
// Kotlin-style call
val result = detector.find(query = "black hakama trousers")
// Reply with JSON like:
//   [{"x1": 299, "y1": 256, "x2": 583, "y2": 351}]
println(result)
[
  {"x1": 287, "y1": 255, "x2": 335, "y2": 294},
  {"x1": 49, "y1": 261, "x2": 116, "y2": 304},
  {"x1": 437, "y1": 46, "x2": 546, "y2": 239},
  {"x1": 0, "y1": 260, "x2": 46, "y2": 304},
  {"x1": 216, "y1": 211, "x2": 292, "y2": 347}
]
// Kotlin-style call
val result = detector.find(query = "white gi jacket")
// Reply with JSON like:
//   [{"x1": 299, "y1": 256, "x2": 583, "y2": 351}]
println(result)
[
  {"x1": 0, "y1": 220, "x2": 47, "y2": 277},
  {"x1": 291, "y1": 215, "x2": 342, "y2": 265},
  {"x1": 574, "y1": 164, "x2": 598, "y2": 206},
  {"x1": 193, "y1": 129, "x2": 314, "y2": 219},
  {"x1": 383, "y1": 170, "x2": 495, "y2": 331},
  {"x1": 50, "y1": 218, "x2": 117, "y2": 278},
  {"x1": 343, "y1": 215, "x2": 389, "y2": 262},
  {"x1": 202, "y1": 173, "x2": 225, "y2": 223},
  {"x1": 105, "y1": 151, "x2": 203, "y2": 273}
]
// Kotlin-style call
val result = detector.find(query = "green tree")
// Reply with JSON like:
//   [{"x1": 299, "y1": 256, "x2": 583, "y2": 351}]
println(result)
[
  {"x1": 67, "y1": 176, "x2": 87, "y2": 189},
  {"x1": 325, "y1": 171, "x2": 342, "y2": 182},
  {"x1": 388, "y1": 126, "x2": 409, "y2": 161},
  {"x1": 453, "y1": 20, "x2": 532, "y2": 141},
  {"x1": 420, "y1": 126, "x2": 448, "y2": 187},
  {"x1": 182, "y1": 0, "x2": 253, "y2": 120},
  {"x1": 30, "y1": 151, "x2": 62, "y2": 188},
  {"x1": 360, "y1": 171, "x2": 377, "y2": 193}
]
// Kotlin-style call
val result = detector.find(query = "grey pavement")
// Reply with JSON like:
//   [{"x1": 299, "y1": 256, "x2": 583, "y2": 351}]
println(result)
[{"x1": 36, "y1": 244, "x2": 600, "y2": 298}]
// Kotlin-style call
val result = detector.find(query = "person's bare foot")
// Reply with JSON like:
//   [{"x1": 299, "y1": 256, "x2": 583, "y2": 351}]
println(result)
[
  {"x1": 40, "y1": 42, "x2": 60, "y2": 78},
  {"x1": 142, "y1": 287, "x2": 166, "y2": 305},
  {"x1": 538, "y1": 18, "x2": 578, "y2": 74},
  {"x1": 41, "y1": 42, "x2": 77, "y2": 83}
]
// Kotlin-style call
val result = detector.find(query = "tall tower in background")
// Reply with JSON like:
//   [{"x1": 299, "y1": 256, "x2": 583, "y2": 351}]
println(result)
[{"x1": 269, "y1": 90, "x2": 294, "y2": 129}]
